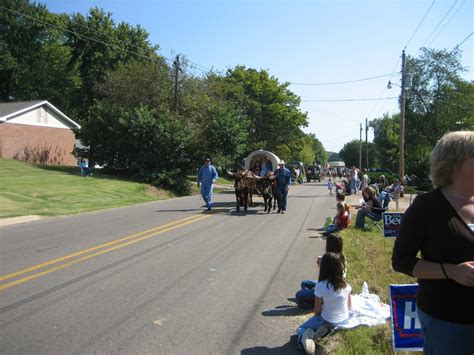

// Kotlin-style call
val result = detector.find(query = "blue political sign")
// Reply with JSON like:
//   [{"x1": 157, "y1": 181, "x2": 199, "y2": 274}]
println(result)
[
  {"x1": 389, "y1": 284, "x2": 424, "y2": 351},
  {"x1": 383, "y1": 212, "x2": 404, "y2": 238}
]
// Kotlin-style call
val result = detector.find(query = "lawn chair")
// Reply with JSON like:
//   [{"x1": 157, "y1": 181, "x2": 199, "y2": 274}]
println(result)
[
  {"x1": 368, "y1": 192, "x2": 391, "y2": 231},
  {"x1": 389, "y1": 186, "x2": 404, "y2": 210}
]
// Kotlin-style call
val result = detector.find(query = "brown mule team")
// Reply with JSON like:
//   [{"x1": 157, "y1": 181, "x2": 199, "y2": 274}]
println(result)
[{"x1": 226, "y1": 169, "x2": 277, "y2": 213}]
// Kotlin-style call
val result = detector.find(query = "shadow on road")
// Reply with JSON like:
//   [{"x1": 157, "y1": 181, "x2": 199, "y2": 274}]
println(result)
[
  {"x1": 241, "y1": 335, "x2": 300, "y2": 355},
  {"x1": 261, "y1": 304, "x2": 308, "y2": 317}
]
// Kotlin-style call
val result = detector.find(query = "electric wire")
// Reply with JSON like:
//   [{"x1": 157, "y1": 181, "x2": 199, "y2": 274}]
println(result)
[
  {"x1": 0, "y1": 4, "x2": 159, "y2": 63},
  {"x1": 289, "y1": 73, "x2": 395, "y2": 86},
  {"x1": 421, "y1": 0, "x2": 459, "y2": 48},
  {"x1": 404, "y1": 0, "x2": 436, "y2": 50},
  {"x1": 436, "y1": 98, "x2": 474, "y2": 111},
  {"x1": 426, "y1": 0, "x2": 467, "y2": 47},
  {"x1": 302, "y1": 97, "x2": 398, "y2": 103},
  {"x1": 454, "y1": 32, "x2": 473, "y2": 49},
  {"x1": 0, "y1": 4, "x2": 213, "y2": 73}
]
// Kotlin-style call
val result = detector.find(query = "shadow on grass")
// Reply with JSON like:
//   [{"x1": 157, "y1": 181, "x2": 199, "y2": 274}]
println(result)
[{"x1": 34, "y1": 164, "x2": 130, "y2": 182}]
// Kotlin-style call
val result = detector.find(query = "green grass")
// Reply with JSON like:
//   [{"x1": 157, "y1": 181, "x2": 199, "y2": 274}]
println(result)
[
  {"x1": 318, "y1": 225, "x2": 416, "y2": 354},
  {"x1": 0, "y1": 158, "x2": 174, "y2": 218}
]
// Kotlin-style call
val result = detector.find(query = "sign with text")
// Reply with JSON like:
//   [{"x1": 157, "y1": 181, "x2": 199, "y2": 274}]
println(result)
[
  {"x1": 383, "y1": 212, "x2": 404, "y2": 238},
  {"x1": 389, "y1": 284, "x2": 424, "y2": 352}
]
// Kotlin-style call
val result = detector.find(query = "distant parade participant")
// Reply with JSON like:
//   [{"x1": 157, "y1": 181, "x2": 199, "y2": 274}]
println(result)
[
  {"x1": 274, "y1": 160, "x2": 291, "y2": 214},
  {"x1": 197, "y1": 158, "x2": 218, "y2": 210}
]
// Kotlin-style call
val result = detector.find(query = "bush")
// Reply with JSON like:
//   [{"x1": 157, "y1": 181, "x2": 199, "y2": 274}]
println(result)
[{"x1": 148, "y1": 169, "x2": 191, "y2": 196}]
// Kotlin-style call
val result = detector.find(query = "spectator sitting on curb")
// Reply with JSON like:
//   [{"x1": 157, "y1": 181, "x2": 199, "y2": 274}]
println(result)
[
  {"x1": 294, "y1": 234, "x2": 347, "y2": 310},
  {"x1": 324, "y1": 202, "x2": 351, "y2": 236}
]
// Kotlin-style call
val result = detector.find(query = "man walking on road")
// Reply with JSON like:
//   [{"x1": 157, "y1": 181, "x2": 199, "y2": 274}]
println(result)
[
  {"x1": 274, "y1": 160, "x2": 291, "y2": 214},
  {"x1": 198, "y1": 158, "x2": 218, "y2": 210}
]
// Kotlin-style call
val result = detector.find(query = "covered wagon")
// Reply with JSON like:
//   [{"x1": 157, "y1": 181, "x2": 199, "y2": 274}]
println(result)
[{"x1": 243, "y1": 150, "x2": 280, "y2": 174}]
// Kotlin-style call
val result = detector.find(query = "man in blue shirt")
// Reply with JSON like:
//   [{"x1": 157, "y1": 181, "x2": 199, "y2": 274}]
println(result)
[
  {"x1": 198, "y1": 158, "x2": 218, "y2": 210},
  {"x1": 274, "y1": 160, "x2": 291, "y2": 214}
]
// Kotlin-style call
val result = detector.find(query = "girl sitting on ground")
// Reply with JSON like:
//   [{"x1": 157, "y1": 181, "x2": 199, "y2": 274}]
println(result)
[
  {"x1": 324, "y1": 202, "x2": 351, "y2": 235},
  {"x1": 296, "y1": 252, "x2": 352, "y2": 354},
  {"x1": 295, "y1": 234, "x2": 346, "y2": 309}
]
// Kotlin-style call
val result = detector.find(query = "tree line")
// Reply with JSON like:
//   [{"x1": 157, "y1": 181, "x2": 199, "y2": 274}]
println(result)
[
  {"x1": 339, "y1": 47, "x2": 473, "y2": 186},
  {"x1": 1, "y1": 0, "x2": 328, "y2": 193},
  {"x1": 1, "y1": 1, "x2": 472, "y2": 192}
]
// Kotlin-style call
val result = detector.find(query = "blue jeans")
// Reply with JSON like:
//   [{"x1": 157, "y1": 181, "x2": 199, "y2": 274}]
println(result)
[
  {"x1": 200, "y1": 183, "x2": 213, "y2": 208},
  {"x1": 355, "y1": 208, "x2": 382, "y2": 228},
  {"x1": 276, "y1": 188, "x2": 288, "y2": 211},
  {"x1": 296, "y1": 315, "x2": 343, "y2": 348},
  {"x1": 418, "y1": 308, "x2": 474, "y2": 355},
  {"x1": 295, "y1": 280, "x2": 317, "y2": 309},
  {"x1": 326, "y1": 224, "x2": 340, "y2": 234}
]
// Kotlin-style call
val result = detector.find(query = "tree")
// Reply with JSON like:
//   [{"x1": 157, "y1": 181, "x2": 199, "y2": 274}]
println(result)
[
  {"x1": 178, "y1": 71, "x2": 251, "y2": 168},
  {"x1": 370, "y1": 114, "x2": 399, "y2": 171},
  {"x1": 307, "y1": 133, "x2": 328, "y2": 165},
  {"x1": 338, "y1": 140, "x2": 379, "y2": 169},
  {"x1": 0, "y1": 0, "x2": 80, "y2": 112},
  {"x1": 404, "y1": 48, "x2": 473, "y2": 179},
  {"x1": 339, "y1": 140, "x2": 360, "y2": 167},
  {"x1": 66, "y1": 7, "x2": 158, "y2": 120},
  {"x1": 224, "y1": 66, "x2": 309, "y2": 153},
  {"x1": 369, "y1": 48, "x2": 473, "y2": 183}
]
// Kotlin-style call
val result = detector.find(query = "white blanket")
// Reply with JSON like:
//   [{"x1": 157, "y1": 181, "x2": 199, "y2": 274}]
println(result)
[{"x1": 335, "y1": 288, "x2": 390, "y2": 329}]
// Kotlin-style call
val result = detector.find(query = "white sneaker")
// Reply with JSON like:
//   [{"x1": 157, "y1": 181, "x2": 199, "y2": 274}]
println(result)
[{"x1": 301, "y1": 328, "x2": 316, "y2": 355}]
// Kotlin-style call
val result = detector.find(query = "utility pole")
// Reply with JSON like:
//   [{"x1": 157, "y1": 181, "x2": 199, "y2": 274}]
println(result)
[
  {"x1": 365, "y1": 118, "x2": 369, "y2": 169},
  {"x1": 359, "y1": 123, "x2": 362, "y2": 169},
  {"x1": 399, "y1": 50, "x2": 406, "y2": 181},
  {"x1": 173, "y1": 54, "x2": 180, "y2": 113}
]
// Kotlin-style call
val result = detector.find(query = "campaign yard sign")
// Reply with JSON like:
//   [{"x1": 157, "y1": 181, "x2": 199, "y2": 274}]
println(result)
[
  {"x1": 389, "y1": 284, "x2": 424, "y2": 352},
  {"x1": 383, "y1": 212, "x2": 404, "y2": 238}
]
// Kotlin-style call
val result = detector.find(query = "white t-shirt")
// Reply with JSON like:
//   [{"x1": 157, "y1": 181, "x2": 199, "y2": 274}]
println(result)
[{"x1": 314, "y1": 280, "x2": 352, "y2": 324}]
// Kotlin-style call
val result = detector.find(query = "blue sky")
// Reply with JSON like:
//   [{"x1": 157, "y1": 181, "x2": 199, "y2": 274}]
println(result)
[{"x1": 41, "y1": 0, "x2": 473, "y2": 153}]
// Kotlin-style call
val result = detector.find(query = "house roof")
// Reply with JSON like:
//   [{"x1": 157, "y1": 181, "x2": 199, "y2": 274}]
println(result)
[{"x1": 0, "y1": 100, "x2": 81, "y2": 129}]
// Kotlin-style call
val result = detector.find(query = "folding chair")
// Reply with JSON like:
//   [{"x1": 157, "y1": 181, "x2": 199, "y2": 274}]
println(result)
[{"x1": 368, "y1": 192, "x2": 391, "y2": 230}]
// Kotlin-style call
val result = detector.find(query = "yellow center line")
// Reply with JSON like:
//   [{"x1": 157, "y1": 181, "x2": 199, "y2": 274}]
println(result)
[
  {"x1": 0, "y1": 214, "x2": 206, "y2": 283},
  {"x1": 0, "y1": 214, "x2": 212, "y2": 291}
]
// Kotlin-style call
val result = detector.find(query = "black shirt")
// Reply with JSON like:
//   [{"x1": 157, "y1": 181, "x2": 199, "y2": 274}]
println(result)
[{"x1": 392, "y1": 188, "x2": 474, "y2": 324}]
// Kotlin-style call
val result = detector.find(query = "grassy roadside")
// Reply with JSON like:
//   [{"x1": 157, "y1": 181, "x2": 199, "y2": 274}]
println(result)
[
  {"x1": 318, "y1": 225, "x2": 416, "y2": 355},
  {"x1": 0, "y1": 158, "x2": 177, "y2": 218}
]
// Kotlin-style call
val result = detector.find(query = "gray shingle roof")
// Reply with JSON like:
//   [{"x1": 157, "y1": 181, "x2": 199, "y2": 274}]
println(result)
[
  {"x1": 0, "y1": 100, "x2": 45, "y2": 118},
  {"x1": 0, "y1": 100, "x2": 80, "y2": 129}
]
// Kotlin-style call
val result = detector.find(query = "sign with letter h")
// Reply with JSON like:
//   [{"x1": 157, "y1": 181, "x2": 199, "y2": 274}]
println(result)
[{"x1": 389, "y1": 284, "x2": 424, "y2": 351}]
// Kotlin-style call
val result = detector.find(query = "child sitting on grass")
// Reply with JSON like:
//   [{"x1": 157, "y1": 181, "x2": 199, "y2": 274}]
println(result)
[
  {"x1": 323, "y1": 202, "x2": 351, "y2": 235},
  {"x1": 296, "y1": 252, "x2": 352, "y2": 354},
  {"x1": 295, "y1": 234, "x2": 346, "y2": 309}
]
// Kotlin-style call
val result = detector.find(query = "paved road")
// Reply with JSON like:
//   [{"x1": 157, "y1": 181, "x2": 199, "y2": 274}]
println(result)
[{"x1": 0, "y1": 182, "x2": 335, "y2": 354}]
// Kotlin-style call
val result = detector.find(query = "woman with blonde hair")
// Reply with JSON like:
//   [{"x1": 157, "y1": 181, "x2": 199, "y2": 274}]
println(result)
[{"x1": 392, "y1": 131, "x2": 474, "y2": 354}]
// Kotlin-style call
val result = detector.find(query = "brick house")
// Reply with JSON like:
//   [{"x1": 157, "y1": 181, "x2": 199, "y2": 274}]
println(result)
[{"x1": 0, "y1": 100, "x2": 81, "y2": 166}]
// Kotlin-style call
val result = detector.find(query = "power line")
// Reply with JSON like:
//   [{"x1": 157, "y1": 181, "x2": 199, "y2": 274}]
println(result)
[
  {"x1": 426, "y1": 0, "x2": 467, "y2": 47},
  {"x1": 0, "y1": 4, "x2": 214, "y2": 73},
  {"x1": 454, "y1": 32, "x2": 474, "y2": 49},
  {"x1": 290, "y1": 73, "x2": 396, "y2": 86},
  {"x1": 302, "y1": 97, "x2": 398, "y2": 102},
  {"x1": 422, "y1": 0, "x2": 459, "y2": 48},
  {"x1": 404, "y1": 0, "x2": 436, "y2": 50},
  {"x1": 437, "y1": 98, "x2": 474, "y2": 111},
  {"x1": 0, "y1": 4, "x2": 159, "y2": 62}
]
